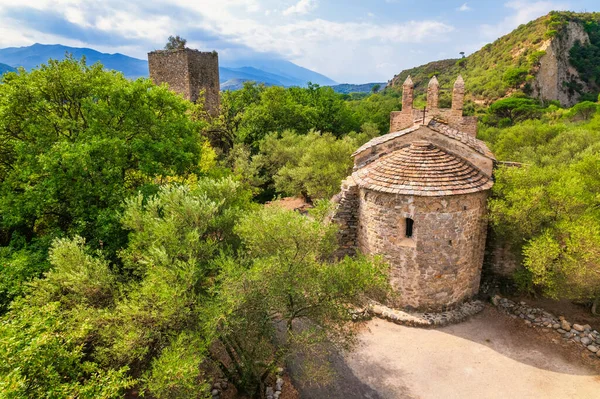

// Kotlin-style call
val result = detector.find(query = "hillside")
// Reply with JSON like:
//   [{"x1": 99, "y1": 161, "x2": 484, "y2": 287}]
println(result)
[
  {"x1": 0, "y1": 62, "x2": 15, "y2": 75},
  {"x1": 387, "y1": 11, "x2": 600, "y2": 106},
  {"x1": 330, "y1": 82, "x2": 385, "y2": 94},
  {"x1": 0, "y1": 43, "x2": 336, "y2": 88}
]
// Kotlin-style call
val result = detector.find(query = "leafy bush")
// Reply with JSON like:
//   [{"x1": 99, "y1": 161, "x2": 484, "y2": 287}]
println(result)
[{"x1": 0, "y1": 57, "x2": 204, "y2": 311}]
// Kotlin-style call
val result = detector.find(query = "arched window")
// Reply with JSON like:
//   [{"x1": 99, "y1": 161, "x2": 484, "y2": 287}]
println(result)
[{"x1": 405, "y1": 218, "x2": 414, "y2": 238}]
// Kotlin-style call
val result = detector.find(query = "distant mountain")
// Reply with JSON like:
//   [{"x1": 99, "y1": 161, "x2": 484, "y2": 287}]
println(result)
[
  {"x1": 0, "y1": 43, "x2": 148, "y2": 78},
  {"x1": 330, "y1": 83, "x2": 385, "y2": 94},
  {"x1": 0, "y1": 43, "x2": 337, "y2": 89},
  {"x1": 222, "y1": 57, "x2": 336, "y2": 86},
  {"x1": 0, "y1": 62, "x2": 16, "y2": 75}
]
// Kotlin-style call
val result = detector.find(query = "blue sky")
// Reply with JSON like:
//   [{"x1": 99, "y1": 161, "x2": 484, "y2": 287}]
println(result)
[{"x1": 0, "y1": 0, "x2": 598, "y2": 83}]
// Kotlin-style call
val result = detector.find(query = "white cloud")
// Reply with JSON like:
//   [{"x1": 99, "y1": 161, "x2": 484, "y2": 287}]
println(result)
[
  {"x1": 458, "y1": 3, "x2": 471, "y2": 11},
  {"x1": 480, "y1": 1, "x2": 569, "y2": 39},
  {"x1": 282, "y1": 0, "x2": 317, "y2": 16}
]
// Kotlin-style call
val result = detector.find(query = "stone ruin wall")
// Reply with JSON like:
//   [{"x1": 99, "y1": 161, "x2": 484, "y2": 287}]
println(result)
[
  {"x1": 148, "y1": 50, "x2": 191, "y2": 99},
  {"x1": 148, "y1": 49, "x2": 220, "y2": 115},
  {"x1": 187, "y1": 50, "x2": 220, "y2": 115},
  {"x1": 331, "y1": 177, "x2": 360, "y2": 258},
  {"x1": 355, "y1": 189, "x2": 490, "y2": 311}
]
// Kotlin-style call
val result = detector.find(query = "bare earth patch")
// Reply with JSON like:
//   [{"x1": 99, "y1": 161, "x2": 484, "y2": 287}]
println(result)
[{"x1": 289, "y1": 306, "x2": 600, "y2": 398}]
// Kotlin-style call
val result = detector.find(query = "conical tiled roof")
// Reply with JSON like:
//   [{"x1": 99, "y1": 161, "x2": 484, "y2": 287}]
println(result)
[{"x1": 353, "y1": 141, "x2": 493, "y2": 196}]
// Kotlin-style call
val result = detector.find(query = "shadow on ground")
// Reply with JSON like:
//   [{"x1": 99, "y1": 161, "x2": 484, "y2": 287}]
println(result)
[{"x1": 287, "y1": 306, "x2": 600, "y2": 399}]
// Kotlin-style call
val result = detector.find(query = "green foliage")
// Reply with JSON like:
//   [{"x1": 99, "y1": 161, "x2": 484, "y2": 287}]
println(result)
[
  {"x1": 568, "y1": 101, "x2": 598, "y2": 121},
  {"x1": 211, "y1": 206, "x2": 390, "y2": 395},
  {"x1": 253, "y1": 126, "x2": 376, "y2": 201},
  {"x1": 0, "y1": 57, "x2": 203, "y2": 311},
  {"x1": 486, "y1": 97, "x2": 544, "y2": 126},
  {"x1": 165, "y1": 35, "x2": 187, "y2": 50},
  {"x1": 487, "y1": 115, "x2": 600, "y2": 303},
  {"x1": 389, "y1": 12, "x2": 600, "y2": 103},
  {"x1": 503, "y1": 67, "x2": 529, "y2": 89},
  {"x1": 213, "y1": 82, "x2": 360, "y2": 149},
  {"x1": 0, "y1": 180, "x2": 388, "y2": 397}
]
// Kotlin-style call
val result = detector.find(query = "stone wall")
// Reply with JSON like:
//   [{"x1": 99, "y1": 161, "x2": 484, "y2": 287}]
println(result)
[
  {"x1": 331, "y1": 177, "x2": 360, "y2": 258},
  {"x1": 148, "y1": 49, "x2": 220, "y2": 115},
  {"x1": 356, "y1": 190, "x2": 489, "y2": 311}
]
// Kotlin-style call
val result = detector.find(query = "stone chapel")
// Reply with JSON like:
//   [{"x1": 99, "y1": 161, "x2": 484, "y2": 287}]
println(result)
[{"x1": 333, "y1": 76, "x2": 496, "y2": 312}]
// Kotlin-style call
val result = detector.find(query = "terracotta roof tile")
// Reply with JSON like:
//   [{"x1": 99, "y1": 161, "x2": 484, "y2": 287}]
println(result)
[{"x1": 353, "y1": 141, "x2": 493, "y2": 196}]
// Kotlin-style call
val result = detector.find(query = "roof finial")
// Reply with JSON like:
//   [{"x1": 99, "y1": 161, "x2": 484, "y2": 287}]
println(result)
[
  {"x1": 427, "y1": 76, "x2": 439, "y2": 110},
  {"x1": 402, "y1": 75, "x2": 414, "y2": 112},
  {"x1": 452, "y1": 75, "x2": 465, "y2": 113}
]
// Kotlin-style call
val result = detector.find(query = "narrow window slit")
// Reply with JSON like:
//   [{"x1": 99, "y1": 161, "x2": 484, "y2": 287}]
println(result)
[{"x1": 405, "y1": 218, "x2": 414, "y2": 238}]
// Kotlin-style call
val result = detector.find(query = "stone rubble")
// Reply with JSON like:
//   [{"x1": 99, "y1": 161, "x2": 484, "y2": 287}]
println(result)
[
  {"x1": 211, "y1": 367, "x2": 284, "y2": 399},
  {"x1": 492, "y1": 295, "x2": 600, "y2": 359},
  {"x1": 370, "y1": 300, "x2": 485, "y2": 328},
  {"x1": 265, "y1": 368, "x2": 285, "y2": 399}
]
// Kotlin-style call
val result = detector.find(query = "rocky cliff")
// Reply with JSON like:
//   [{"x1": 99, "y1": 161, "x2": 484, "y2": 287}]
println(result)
[{"x1": 530, "y1": 21, "x2": 592, "y2": 106}]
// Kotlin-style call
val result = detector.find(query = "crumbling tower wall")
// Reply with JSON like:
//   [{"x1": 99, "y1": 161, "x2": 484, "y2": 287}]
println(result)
[{"x1": 148, "y1": 48, "x2": 220, "y2": 115}]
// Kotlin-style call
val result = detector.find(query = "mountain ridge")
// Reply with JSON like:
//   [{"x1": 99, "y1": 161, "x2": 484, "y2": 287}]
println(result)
[{"x1": 0, "y1": 43, "x2": 337, "y2": 88}]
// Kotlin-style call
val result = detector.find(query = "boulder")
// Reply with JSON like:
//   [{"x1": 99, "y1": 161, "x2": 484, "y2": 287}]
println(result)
[
  {"x1": 560, "y1": 319, "x2": 571, "y2": 331},
  {"x1": 572, "y1": 324, "x2": 585, "y2": 332}
]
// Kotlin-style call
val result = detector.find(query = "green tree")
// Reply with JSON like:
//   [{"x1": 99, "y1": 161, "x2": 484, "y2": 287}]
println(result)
[
  {"x1": 210, "y1": 206, "x2": 389, "y2": 396},
  {"x1": 165, "y1": 35, "x2": 187, "y2": 50},
  {"x1": 0, "y1": 57, "x2": 203, "y2": 311},
  {"x1": 487, "y1": 97, "x2": 543, "y2": 125},
  {"x1": 568, "y1": 100, "x2": 598, "y2": 121}
]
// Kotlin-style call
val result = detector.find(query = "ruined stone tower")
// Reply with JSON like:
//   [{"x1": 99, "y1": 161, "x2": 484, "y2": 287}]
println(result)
[
  {"x1": 333, "y1": 77, "x2": 495, "y2": 312},
  {"x1": 148, "y1": 48, "x2": 220, "y2": 115}
]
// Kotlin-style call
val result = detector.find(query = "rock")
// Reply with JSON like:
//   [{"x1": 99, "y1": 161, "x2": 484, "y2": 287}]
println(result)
[
  {"x1": 276, "y1": 377, "x2": 284, "y2": 391},
  {"x1": 274, "y1": 393, "x2": 281, "y2": 399},
  {"x1": 564, "y1": 332, "x2": 574, "y2": 339},
  {"x1": 587, "y1": 345, "x2": 598, "y2": 353},
  {"x1": 574, "y1": 337, "x2": 581, "y2": 342},
  {"x1": 213, "y1": 382, "x2": 221, "y2": 390},
  {"x1": 583, "y1": 324, "x2": 592, "y2": 331},
  {"x1": 581, "y1": 337, "x2": 592, "y2": 345},
  {"x1": 557, "y1": 328, "x2": 567, "y2": 334},
  {"x1": 211, "y1": 389, "x2": 220, "y2": 397},
  {"x1": 573, "y1": 324, "x2": 585, "y2": 332},
  {"x1": 491, "y1": 295, "x2": 501, "y2": 306},
  {"x1": 553, "y1": 323, "x2": 561, "y2": 329},
  {"x1": 266, "y1": 387, "x2": 274, "y2": 397},
  {"x1": 560, "y1": 320, "x2": 571, "y2": 331}
]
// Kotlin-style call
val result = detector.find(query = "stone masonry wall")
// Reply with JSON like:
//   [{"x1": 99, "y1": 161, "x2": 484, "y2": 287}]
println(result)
[
  {"x1": 148, "y1": 49, "x2": 220, "y2": 115},
  {"x1": 356, "y1": 189, "x2": 489, "y2": 311},
  {"x1": 331, "y1": 177, "x2": 360, "y2": 258}
]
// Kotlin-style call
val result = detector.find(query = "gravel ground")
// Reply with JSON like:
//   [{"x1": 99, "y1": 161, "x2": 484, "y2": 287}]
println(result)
[{"x1": 288, "y1": 306, "x2": 600, "y2": 399}]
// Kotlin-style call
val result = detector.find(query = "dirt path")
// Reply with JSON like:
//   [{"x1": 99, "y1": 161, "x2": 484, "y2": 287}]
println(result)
[{"x1": 289, "y1": 306, "x2": 600, "y2": 398}]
